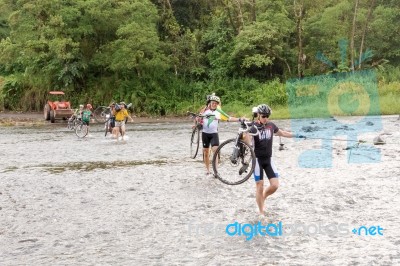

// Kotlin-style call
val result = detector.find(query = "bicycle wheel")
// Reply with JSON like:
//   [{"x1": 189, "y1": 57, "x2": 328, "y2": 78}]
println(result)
[
  {"x1": 104, "y1": 119, "x2": 111, "y2": 137},
  {"x1": 190, "y1": 126, "x2": 200, "y2": 159},
  {"x1": 212, "y1": 139, "x2": 256, "y2": 185},
  {"x1": 93, "y1": 106, "x2": 110, "y2": 123},
  {"x1": 68, "y1": 117, "x2": 77, "y2": 130},
  {"x1": 75, "y1": 121, "x2": 88, "y2": 138},
  {"x1": 67, "y1": 119, "x2": 73, "y2": 130}
]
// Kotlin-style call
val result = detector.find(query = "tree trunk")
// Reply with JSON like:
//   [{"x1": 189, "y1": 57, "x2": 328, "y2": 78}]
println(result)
[
  {"x1": 350, "y1": 0, "x2": 359, "y2": 72},
  {"x1": 164, "y1": 0, "x2": 172, "y2": 10},
  {"x1": 358, "y1": 0, "x2": 376, "y2": 69},
  {"x1": 294, "y1": 0, "x2": 304, "y2": 78},
  {"x1": 235, "y1": 0, "x2": 245, "y2": 33},
  {"x1": 249, "y1": 0, "x2": 256, "y2": 22},
  {"x1": 221, "y1": 0, "x2": 240, "y2": 34}
]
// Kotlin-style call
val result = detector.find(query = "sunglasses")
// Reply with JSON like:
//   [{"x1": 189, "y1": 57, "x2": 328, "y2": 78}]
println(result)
[{"x1": 260, "y1": 115, "x2": 269, "y2": 118}]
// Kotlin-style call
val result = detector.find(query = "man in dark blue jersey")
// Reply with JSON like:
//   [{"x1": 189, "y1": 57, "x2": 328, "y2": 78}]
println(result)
[{"x1": 249, "y1": 104, "x2": 305, "y2": 217}]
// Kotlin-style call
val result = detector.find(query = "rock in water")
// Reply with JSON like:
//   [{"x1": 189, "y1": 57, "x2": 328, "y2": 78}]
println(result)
[{"x1": 373, "y1": 135, "x2": 385, "y2": 145}]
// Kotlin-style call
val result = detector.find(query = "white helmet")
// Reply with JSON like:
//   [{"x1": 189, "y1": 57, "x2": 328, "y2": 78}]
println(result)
[
  {"x1": 209, "y1": 95, "x2": 220, "y2": 103},
  {"x1": 257, "y1": 104, "x2": 272, "y2": 116}
]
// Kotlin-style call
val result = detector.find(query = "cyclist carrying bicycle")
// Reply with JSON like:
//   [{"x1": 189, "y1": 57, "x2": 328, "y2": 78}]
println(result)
[
  {"x1": 112, "y1": 101, "x2": 133, "y2": 141},
  {"x1": 67, "y1": 104, "x2": 84, "y2": 127},
  {"x1": 248, "y1": 104, "x2": 305, "y2": 217},
  {"x1": 82, "y1": 103, "x2": 93, "y2": 134},
  {"x1": 192, "y1": 93, "x2": 216, "y2": 130},
  {"x1": 200, "y1": 94, "x2": 245, "y2": 176}
]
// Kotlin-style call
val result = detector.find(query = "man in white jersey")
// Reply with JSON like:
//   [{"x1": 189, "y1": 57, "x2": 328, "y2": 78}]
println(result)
[{"x1": 201, "y1": 94, "x2": 243, "y2": 176}]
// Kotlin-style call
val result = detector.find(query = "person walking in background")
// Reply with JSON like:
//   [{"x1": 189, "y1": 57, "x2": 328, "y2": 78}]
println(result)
[
  {"x1": 113, "y1": 102, "x2": 133, "y2": 141},
  {"x1": 82, "y1": 103, "x2": 93, "y2": 135}
]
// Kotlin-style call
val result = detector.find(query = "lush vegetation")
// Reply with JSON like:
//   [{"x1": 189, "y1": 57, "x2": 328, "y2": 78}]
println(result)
[{"x1": 0, "y1": 0, "x2": 399, "y2": 118}]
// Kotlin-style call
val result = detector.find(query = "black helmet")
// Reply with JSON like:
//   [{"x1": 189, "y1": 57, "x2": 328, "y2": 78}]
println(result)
[{"x1": 257, "y1": 104, "x2": 272, "y2": 116}]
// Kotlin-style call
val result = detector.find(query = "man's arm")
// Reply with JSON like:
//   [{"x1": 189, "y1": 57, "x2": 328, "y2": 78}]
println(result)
[
  {"x1": 275, "y1": 129, "x2": 306, "y2": 139},
  {"x1": 125, "y1": 110, "x2": 133, "y2": 122},
  {"x1": 275, "y1": 129, "x2": 293, "y2": 138}
]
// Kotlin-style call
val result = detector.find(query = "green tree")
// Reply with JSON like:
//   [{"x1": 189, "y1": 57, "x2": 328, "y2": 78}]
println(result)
[{"x1": 231, "y1": 0, "x2": 294, "y2": 80}]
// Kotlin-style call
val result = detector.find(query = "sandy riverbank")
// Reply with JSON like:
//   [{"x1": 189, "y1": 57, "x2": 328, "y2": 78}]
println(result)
[
  {"x1": 0, "y1": 115, "x2": 399, "y2": 264},
  {"x1": 0, "y1": 111, "x2": 189, "y2": 126}
]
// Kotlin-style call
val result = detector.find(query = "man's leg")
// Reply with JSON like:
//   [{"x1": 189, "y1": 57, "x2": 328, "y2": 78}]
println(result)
[
  {"x1": 256, "y1": 180, "x2": 265, "y2": 215},
  {"x1": 121, "y1": 124, "x2": 125, "y2": 139},
  {"x1": 263, "y1": 177, "x2": 279, "y2": 200},
  {"x1": 114, "y1": 126, "x2": 120, "y2": 140}
]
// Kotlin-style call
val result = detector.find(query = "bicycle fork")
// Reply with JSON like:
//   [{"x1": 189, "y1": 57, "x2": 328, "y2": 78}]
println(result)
[{"x1": 230, "y1": 135, "x2": 241, "y2": 164}]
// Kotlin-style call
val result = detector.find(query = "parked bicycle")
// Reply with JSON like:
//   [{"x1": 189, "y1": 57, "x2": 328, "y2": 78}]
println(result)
[{"x1": 212, "y1": 120, "x2": 259, "y2": 185}]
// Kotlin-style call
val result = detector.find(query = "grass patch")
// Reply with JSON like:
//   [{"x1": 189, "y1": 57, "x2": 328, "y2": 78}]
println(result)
[{"x1": 38, "y1": 159, "x2": 169, "y2": 174}]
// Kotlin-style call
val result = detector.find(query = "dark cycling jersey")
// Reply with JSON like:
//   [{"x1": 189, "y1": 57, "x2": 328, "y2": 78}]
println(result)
[{"x1": 252, "y1": 122, "x2": 279, "y2": 158}]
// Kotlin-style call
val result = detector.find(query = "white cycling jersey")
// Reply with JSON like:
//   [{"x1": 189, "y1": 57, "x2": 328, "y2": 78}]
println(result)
[{"x1": 201, "y1": 107, "x2": 230, "y2": 134}]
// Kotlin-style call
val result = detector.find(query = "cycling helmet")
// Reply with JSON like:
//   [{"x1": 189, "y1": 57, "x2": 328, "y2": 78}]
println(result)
[
  {"x1": 120, "y1": 101, "x2": 126, "y2": 108},
  {"x1": 86, "y1": 103, "x2": 93, "y2": 110},
  {"x1": 79, "y1": 104, "x2": 84, "y2": 108},
  {"x1": 209, "y1": 95, "x2": 220, "y2": 103},
  {"x1": 257, "y1": 104, "x2": 272, "y2": 116}
]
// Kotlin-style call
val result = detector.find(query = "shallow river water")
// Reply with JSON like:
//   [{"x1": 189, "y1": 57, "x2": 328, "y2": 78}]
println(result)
[{"x1": 0, "y1": 116, "x2": 399, "y2": 265}]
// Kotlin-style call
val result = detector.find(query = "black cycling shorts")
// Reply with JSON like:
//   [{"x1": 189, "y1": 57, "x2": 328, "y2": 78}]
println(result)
[
  {"x1": 253, "y1": 157, "x2": 279, "y2": 182},
  {"x1": 202, "y1": 132, "x2": 219, "y2": 148}
]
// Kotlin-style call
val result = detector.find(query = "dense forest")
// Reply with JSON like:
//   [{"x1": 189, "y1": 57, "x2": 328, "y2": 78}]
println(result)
[{"x1": 0, "y1": 0, "x2": 399, "y2": 117}]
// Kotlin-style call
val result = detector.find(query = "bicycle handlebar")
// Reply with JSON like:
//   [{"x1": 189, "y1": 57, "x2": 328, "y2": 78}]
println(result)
[
  {"x1": 239, "y1": 120, "x2": 259, "y2": 136},
  {"x1": 187, "y1": 111, "x2": 216, "y2": 119}
]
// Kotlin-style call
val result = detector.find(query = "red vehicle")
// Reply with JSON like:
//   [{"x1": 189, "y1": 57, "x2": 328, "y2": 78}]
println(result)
[{"x1": 43, "y1": 91, "x2": 74, "y2": 123}]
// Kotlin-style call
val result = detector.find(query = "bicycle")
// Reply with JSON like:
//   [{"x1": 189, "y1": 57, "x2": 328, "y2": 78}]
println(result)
[
  {"x1": 212, "y1": 120, "x2": 259, "y2": 185},
  {"x1": 104, "y1": 110, "x2": 114, "y2": 137},
  {"x1": 187, "y1": 111, "x2": 216, "y2": 159},
  {"x1": 75, "y1": 119, "x2": 88, "y2": 138},
  {"x1": 93, "y1": 106, "x2": 112, "y2": 123},
  {"x1": 94, "y1": 103, "x2": 133, "y2": 124},
  {"x1": 67, "y1": 109, "x2": 79, "y2": 130}
]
